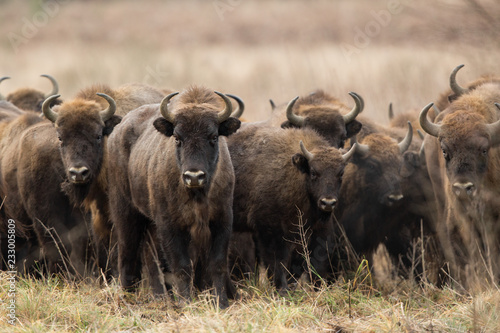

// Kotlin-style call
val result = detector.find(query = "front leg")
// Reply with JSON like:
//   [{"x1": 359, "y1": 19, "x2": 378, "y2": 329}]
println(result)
[
  {"x1": 207, "y1": 217, "x2": 233, "y2": 308},
  {"x1": 164, "y1": 226, "x2": 193, "y2": 305}
]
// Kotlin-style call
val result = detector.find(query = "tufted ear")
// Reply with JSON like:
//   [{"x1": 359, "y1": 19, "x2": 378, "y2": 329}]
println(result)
[
  {"x1": 346, "y1": 120, "x2": 362, "y2": 138},
  {"x1": 292, "y1": 153, "x2": 310, "y2": 174},
  {"x1": 219, "y1": 117, "x2": 241, "y2": 137},
  {"x1": 103, "y1": 115, "x2": 122, "y2": 136},
  {"x1": 153, "y1": 117, "x2": 174, "y2": 137}
]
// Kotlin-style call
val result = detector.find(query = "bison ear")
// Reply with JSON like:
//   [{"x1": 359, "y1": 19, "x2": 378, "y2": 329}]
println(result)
[
  {"x1": 292, "y1": 153, "x2": 309, "y2": 174},
  {"x1": 346, "y1": 120, "x2": 362, "y2": 138},
  {"x1": 400, "y1": 151, "x2": 420, "y2": 177},
  {"x1": 103, "y1": 115, "x2": 122, "y2": 136},
  {"x1": 219, "y1": 117, "x2": 241, "y2": 137},
  {"x1": 153, "y1": 117, "x2": 174, "y2": 137},
  {"x1": 281, "y1": 121, "x2": 300, "y2": 129}
]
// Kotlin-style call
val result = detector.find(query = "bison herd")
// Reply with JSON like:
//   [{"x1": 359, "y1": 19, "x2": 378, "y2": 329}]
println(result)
[{"x1": 1, "y1": 65, "x2": 499, "y2": 308}]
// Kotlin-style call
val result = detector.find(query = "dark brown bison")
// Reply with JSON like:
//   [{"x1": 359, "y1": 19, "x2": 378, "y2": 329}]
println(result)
[
  {"x1": 0, "y1": 92, "x2": 121, "y2": 275},
  {"x1": 273, "y1": 90, "x2": 363, "y2": 148},
  {"x1": 333, "y1": 123, "x2": 413, "y2": 269},
  {"x1": 228, "y1": 124, "x2": 356, "y2": 290},
  {"x1": 107, "y1": 86, "x2": 241, "y2": 308},
  {"x1": 0, "y1": 75, "x2": 62, "y2": 112},
  {"x1": 419, "y1": 67, "x2": 500, "y2": 285},
  {"x1": 0, "y1": 82, "x2": 165, "y2": 276}
]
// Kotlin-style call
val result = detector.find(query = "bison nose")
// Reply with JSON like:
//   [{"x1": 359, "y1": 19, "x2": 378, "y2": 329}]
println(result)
[
  {"x1": 69, "y1": 166, "x2": 90, "y2": 183},
  {"x1": 183, "y1": 170, "x2": 206, "y2": 188},
  {"x1": 386, "y1": 193, "x2": 403, "y2": 206},
  {"x1": 319, "y1": 198, "x2": 337, "y2": 212},
  {"x1": 453, "y1": 182, "x2": 475, "y2": 197}
]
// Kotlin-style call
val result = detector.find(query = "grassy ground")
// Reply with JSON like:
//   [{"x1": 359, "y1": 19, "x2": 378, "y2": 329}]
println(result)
[
  {"x1": 1, "y1": 0, "x2": 500, "y2": 331},
  {"x1": 1, "y1": 267, "x2": 499, "y2": 332}
]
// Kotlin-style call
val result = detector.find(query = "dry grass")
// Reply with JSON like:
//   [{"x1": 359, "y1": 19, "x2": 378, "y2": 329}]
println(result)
[
  {"x1": 0, "y1": 269, "x2": 499, "y2": 332},
  {"x1": 2, "y1": 0, "x2": 500, "y2": 331}
]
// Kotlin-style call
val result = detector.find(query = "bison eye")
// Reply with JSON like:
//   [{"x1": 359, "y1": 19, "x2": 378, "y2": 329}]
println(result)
[
  {"x1": 210, "y1": 135, "x2": 218, "y2": 146},
  {"x1": 97, "y1": 134, "x2": 102, "y2": 143},
  {"x1": 310, "y1": 170, "x2": 318, "y2": 179},
  {"x1": 442, "y1": 149, "x2": 450, "y2": 161},
  {"x1": 174, "y1": 136, "x2": 181, "y2": 146},
  {"x1": 57, "y1": 136, "x2": 62, "y2": 143},
  {"x1": 482, "y1": 149, "x2": 487, "y2": 156}
]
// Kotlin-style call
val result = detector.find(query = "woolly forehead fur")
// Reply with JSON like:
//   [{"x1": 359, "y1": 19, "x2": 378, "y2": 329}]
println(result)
[
  {"x1": 359, "y1": 133, "x2": 401, "y2": 160},
  {"x1": 294, "y1": 90, "x2": 348, "y2": 114},
  {"x1": 52, "y1": 98, "x2": 105, "y2": 126},
  {"x1": 169, "y1": 85, "x2": 225, "y2": 115}
]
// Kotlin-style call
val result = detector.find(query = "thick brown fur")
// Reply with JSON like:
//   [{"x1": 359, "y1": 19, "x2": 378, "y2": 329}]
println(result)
[
  {"x1": 333, "y1": 131, "x2": 414, "y2": 273},
  {"x1": 422, "y1": 81, "x2": 500, "y2": 285},
  {"x1": 228, "y1": 124, "x2": 352, "y2": 289},
  {"x1": 269, "y1": 90, "x2": 362, "y2": 148},
  {"x1": 107, "y1": 85, "x2": 240, "y2": 308}
]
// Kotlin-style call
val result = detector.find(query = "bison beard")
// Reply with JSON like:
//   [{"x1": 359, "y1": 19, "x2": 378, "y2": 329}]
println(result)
[{"x1": 60, "y1": 180, "x2": 91, "y2": 206}]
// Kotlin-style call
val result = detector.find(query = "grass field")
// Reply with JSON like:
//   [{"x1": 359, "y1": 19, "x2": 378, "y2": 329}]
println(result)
[{"x1": 1, "y1": 0, "x2": 500, "y2": 331}]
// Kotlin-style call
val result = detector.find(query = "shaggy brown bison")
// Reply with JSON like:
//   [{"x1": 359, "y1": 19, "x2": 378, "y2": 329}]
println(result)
[
  {"x1": 107, "y1": 86, "x2": 241, "y2": 308},
  {"x1": 228, "y1": 124, "x2": 356, "y2": 290},
  {"x1": 0, "y1": 82, "x2": 166, "y2": 276},
  {"x1": 419, "y1": 66, "x2": 500, "y2": 285},
  {"x1": 0, "y1": 75, "x2": 62, "y2": 112},
  {"x1": 333, "y1": 123, "x2": 413, "y2": 269}
]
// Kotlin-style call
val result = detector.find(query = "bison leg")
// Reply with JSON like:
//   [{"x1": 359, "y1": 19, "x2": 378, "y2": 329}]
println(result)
[
  {"x1": 256, "y1": 228, "x2": 290, "y2": 291},
  {"x1": 164, "y1": 227, "x2": 193, "y2": 305},
  {"x1": 206, "y1": 220, "x2": 233, "y2": 308},
  {"x1": 114, "y1": 208, "x2": 150, "y2": 291}
]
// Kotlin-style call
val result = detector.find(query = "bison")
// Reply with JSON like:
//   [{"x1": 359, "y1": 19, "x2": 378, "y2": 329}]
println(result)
[
  {"x1": 228, "y1": 123, "x2": 356, "y2": 290},
  {"x1": 0, "y1": 82, "x2": 166, "y2": 276},
  {"x1": 419, "y1": 65, "x2": 500, "y2": 285},
  {"x1": 107, "y1": 86, "x2": 241, "y2": 308},
  {"x1": 333, "y1": 122, "x2": 413, "y2": 271},
  {"x1": 0, "y1": 75, "x2": 62, "y2": 112}
]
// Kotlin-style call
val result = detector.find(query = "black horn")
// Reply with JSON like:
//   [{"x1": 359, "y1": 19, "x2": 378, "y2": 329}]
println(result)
[
  {"x1": 214, "y1": 91, "x2": 233, "y2": 123},
  {"x1": 344, "y1": 92, "x2": 363, "y2": 124},
  {"x1": 226, "y1": 94, "x2": 244, "y2": 119}
]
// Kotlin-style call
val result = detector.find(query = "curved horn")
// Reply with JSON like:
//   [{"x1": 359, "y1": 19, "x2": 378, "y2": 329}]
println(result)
[
  {"x1": 269, "y1": 99, "x2": 276, "y2": 111},
  {"x1": 285, "y1": 96, "x2": 304, "y2": 127},
  {"x1": 160, "y1": 92, "x2": 179, "y2": 123},
  {"x1": 342, "y1": 143, "x2": 357, "y2": 162},
  {"x1": 214, "y1": 91, "x2": 233, "y2": 123},
  {"x1": 0, "y1": 76, "x2": 10, "y2": 100},
  {"x1": 42, "y1": 94, "x2": 61, "y2": 123},
  {"x1": 449, "y1": 64, "x2": 468, "y2": 96},
  {"x1": 398, "y1": 121, "x2": 413, "y2": 153},
  {"x1": 344, "y1": 92, "x2": 363, "y2": 124},
  {"x1": 226, "y1": 93, "x2": 244, "y2": 119},
  {"x1": 299, "y1": 140, "x2": 314, "y2": 161},
  {"x1": 96, "y1": 93, "x2": 117, "y2": 121},
  {"x1": 486, "y1": 103, "x2": 500, "y2": 145},
  {"x1": 419, "y1": 103, "x2": 441, "y2": 137},
  {"x1": 388, "y1": 102, "x2": 394, "y2": 120},
  {"x1": 41, "y1": 74, "x2": 59, "y2": 97},
  {"x1": 350, "y1": 135, "x2": 369, "y2": 156},
  {"x1": 417, "y1": 129, "x2": 425, "y2": 140}
]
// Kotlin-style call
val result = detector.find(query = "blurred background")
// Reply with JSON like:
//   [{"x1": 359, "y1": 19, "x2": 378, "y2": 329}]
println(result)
[{"x1": 1, "y1": 0, "x2": 499, "y2": 122}]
